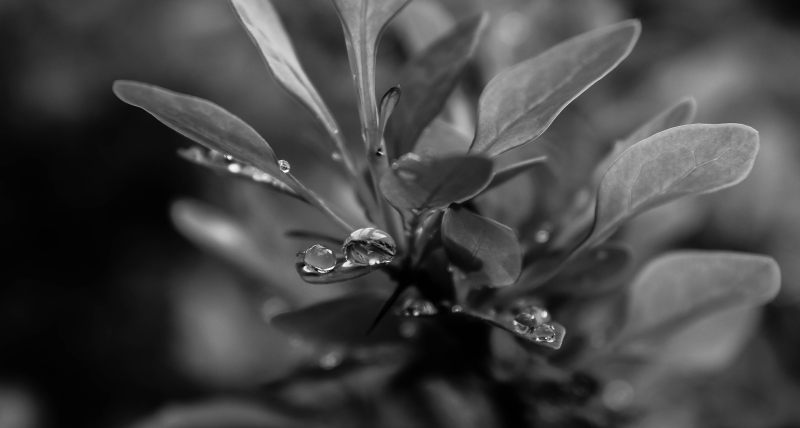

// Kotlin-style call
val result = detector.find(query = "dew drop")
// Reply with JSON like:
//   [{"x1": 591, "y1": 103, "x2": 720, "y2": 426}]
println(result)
[
  {"x1": 278, "y1": 159, "x2": 291, "y2": 174},
  {"x1": 398, "y1": 298, "x2": 438, "y2": 317},
  {"x1": 227, "y1": 163, "x2": 242, "y2": 173},
  {"x1": 450, "y1": 305, "x2": 464, "y2": 313},
  {"x1": 343, "y1": 227, "x2": 396, "y2": 266},
  {"x1": 301, "y1": 244, "x2": 337, "y2": 273},
  {"x1": 223, "y1": 154, "x2": 234, "y2": 161},
  {"x1": 531, "y1": 323, "x2": 557, "y2": 343},
  {"x1": 318, "y1": 349, "x2": 344, "y2": 370},
  {"x1": 534, "y1": 229, "x2": 550, "y2": 244},
  {"x1": 511, "y1": 304, "x2": 551, "y2": 335}
]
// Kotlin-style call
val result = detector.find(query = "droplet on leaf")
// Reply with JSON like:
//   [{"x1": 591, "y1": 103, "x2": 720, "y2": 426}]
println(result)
[
  {"x1": 450, "y1": 305, "x2": 464, "y2": 313},
  {"x1": 534, "y1": 229, "x2": 550, "y2": 244},
  {"x1": 301, "y1": 244, "x2": 337, "y2": 273},
  {"x1": 397, "y1": 298, "x2": 438, "y2": 317},
  {"x1": 223, "y1": 154, "x2": 234, "y2": 161},
  {"x1": 278, "y1": 159, "x2": 291, "y2": 173},
  {"x1": 510, "y1": 305, "x2": 551, "y2": 336},
  {"x1": 531, "y1": 323, "x2": 557, "y2": 343},
  {"x1": 343, "y1": 228, "x2": 396, "y2": 266},
  {"x1": 227, "y1": 163, "x2": 242, "y2": 173}
]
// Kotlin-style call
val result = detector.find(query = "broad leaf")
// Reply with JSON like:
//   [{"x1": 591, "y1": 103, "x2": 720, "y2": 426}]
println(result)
[
  {"x1": 442, "y1": 207, "x2": 521, "y2": 287},
  {"x1": 380, "y1": 154, "x2": 493, "y2": 211},
  {"x1": 170, "y1": 200, "x2": 307, "y2": 304},
  {"x1": 582, "y1": 123, "x2": 759, "y2": 248},
  {"x1": 178, "y1": 147, "x2": 302, "y2": 201},
  {"x1": 595, "y1": 97, "x2": 697, "y2": 182},
  {"x1": 470, "y1": 20, "x2": 640, "y2": 156},
  {"x1": 616, "y1": 251, "x2": 780, "y2": 347},
  {"x1": 387, "y1": 13, "x2": 488, "y2": 158},
  {"x1": 113, "y1": 81, "x2": 285, "y2": 179},
  {"x1": 330, "y1": 0, "x2": 412, "y2": 133},
  {"x1": 413, "y1": 119, "x2": 471, "y2": 158},
  {"x1": 271, "y1": 293, "x2": 404, "y2": 346},
  {"x1": 541, "y1": 244, "x2": 631, "y2": 297},
  {"x1": 231, "y1": 0, "x2": 343, "y2": 152}
]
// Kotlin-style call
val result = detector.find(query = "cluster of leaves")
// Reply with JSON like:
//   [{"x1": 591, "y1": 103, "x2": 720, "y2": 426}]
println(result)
[{"x1": 114, "y1": 0, "x2": 781, "y2": 426}]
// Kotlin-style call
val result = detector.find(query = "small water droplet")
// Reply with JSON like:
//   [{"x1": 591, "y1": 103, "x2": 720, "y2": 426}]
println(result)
[
  {"x1": 531, "y1": 323, "x2": 557, "y2": 343},
  {"x1": 450, "y1": 305, "x2": 464, "y2": 313},
  {"x1": 511, "y1": 305, "x2": 551, "y2": 335},
  {"x1": 343, "y1": 227, "x2": 396, "y2": 266},
  {"x1": 375, "y1": 147, "x2": 385, "y2": 157},
  {"x1": 534, "y1": 229, "x2": 550, "y2": 244},
  {"x1": 602, "y1": 380, "x2": 634, "y2": 411},
  {"x1": 223, "y1": 154, "x2": 234, "y2": 161},
  {"x1": 227, "y1": 163, "x2": 242, "y2": 173},
  {"x1": 398, "y1": 298, "x2": 438, "y2": 317},
  {"x1": 318, "y1": 349, "x2": 344, "y2": 370},
  {"x1": 302, "y1": 244, "x2": 337, "y2": 273},
  {"x1": 278, "y1": 159, "x2": 291, "y2": 174}
]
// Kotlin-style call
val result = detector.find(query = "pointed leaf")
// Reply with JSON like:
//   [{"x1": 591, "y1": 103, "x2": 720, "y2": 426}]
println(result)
[
  {"x1": 231, "y1": 0, "x2": 344, "y2": 153},
  {"x1": 387, "y1": 13, "x2": 488, "y2": 158},
  {"x1": 330, "y1": 0, "x2": 412, "y2": 133},
  {"x1": 177, "y1": 147, "x2": 302, "y2": 201},
  {"x1": 595, "y1": 97, "x2": 697, "y2": 181},
  {"x1": 457, "y1": 310, "x2": 566, "y2": 350},
  {"x1": 380, "y1": 154, "x2": 493, "y2": 211},
  {"x1": 271, "y1": 293, "x2": 404, "y2": 346},
  {"x1": 113, "y1": 80, "x2": 285, "y2": 178},
  {"x1": 583, "y1": 124, "x2": 759, "y2": 248},
  {"x1": 295, "y1": 256, "x2": 378, "y2": 284},
  {"x1": 470, "y1": 20, "x2": 640, "y2": 156},
  {"x1": 541, "y1": 244, "x2": 632, "y2": 297},
  {"x1": 616, "y1": 251, "x2": 780, "y2": 347},
  {"x1": 413, "y1": 119, "x2": 471, "y2": 158},
  {"x1": 442, "y1": 207, "x2": 521, "y2": 287},
  {"x1": 379, "y1": 85, "x2": 402, "y2": 138}
]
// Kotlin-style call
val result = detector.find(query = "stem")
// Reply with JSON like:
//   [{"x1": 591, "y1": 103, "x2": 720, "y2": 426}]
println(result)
[{"x1": 285, "y1": 172, "x2": 355, "y2": 234}]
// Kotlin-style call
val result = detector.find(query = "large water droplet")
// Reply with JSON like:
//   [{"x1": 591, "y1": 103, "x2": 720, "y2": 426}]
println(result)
[
  {"x1": 342, "y1": 227, "x2": 396, "y2": 266},
  {"x1": 278, "y1": 159, "x2": 291, "y2": 174},
  {"x1": 301, "y1": 244, "x2": 337, "y2": 273},
  {"x1": 398, "y1": 298, "x2": 437, "y2": 317},
  {"x1": 511, "y1": 305, "x2": 551, "y2": 335},
  {"x1": 531, "y1": 323, "x2": 557, "y2": 343}
]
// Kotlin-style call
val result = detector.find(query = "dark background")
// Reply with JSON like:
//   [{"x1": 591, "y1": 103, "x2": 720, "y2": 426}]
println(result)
[{"x1": 2, "y1": 0, "x2": 800, "y2": 427}]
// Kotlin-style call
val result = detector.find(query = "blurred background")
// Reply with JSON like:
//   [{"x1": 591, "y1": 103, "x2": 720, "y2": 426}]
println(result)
[{"x1": 2, "y1": 0, "x2": 800, "y2": 427}]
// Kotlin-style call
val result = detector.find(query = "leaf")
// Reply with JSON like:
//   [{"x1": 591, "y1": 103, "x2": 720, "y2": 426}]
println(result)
[
  {"x1": 387, "y1": 13, "x2": 488, "y2": 158},
  {"x1": 582, "y1": 124, "x2": 759, "y2": 249},
  {"x1": 379, "y1": 85, "x2": 402, "y2": 139},
  {"x1": 271, "y1": 293, "x2": 404, "y2": 346},
  {"x1": 380, "y1": 154, "x2": 493, "y2": 211},
  {"x1": 330, "y1": 0, "x2": 412, "y2": 133},
  {"x1": 113, "y1": 81, "x2": 285, "y2": 179},
  {"x1": 456, "y1": 310, "x2": 566, "y2": 350},
  {"x1": 615, "y1": 251, "x2": 780, "y2": 347},
  {"x1": 231, "y1": 0, "x2": 343, "y2": 152},
  {"x1": 170, "y1": 199, "x2": 307, "y2": 304},
  {"x1": 177, "y1": 147, "x2": 302, "y2": 201},
  {"x1": 413, "y1": 119, "x2": 471, "y2": 158},
  {"x1": 442, "y1": 207, "x2": 522, "y2": 287},
  {"x1": 295, "y1": 256, "x2": 378, "y2": 284},
  {"x1": 470, "y1": 20, "x2": 641, "y2": 157},
  {"x1": 595, "y1": 97, "x2": 697, "y2": 182},
  {"x1": 483, "y1": 155, "x2": 547, "y2": 192}
]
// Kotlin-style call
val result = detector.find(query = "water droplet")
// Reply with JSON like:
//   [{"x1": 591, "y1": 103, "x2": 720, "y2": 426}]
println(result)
[
  {"x1": 511, "y1": 305, "x2": 552, "y2": 336},
  {"x1": 301, "y1": 244, "x2": 337, "y2": 273},
  {"x1": 278, "y1": 159, "x2": 291, "y2": 174},
  {"x1": 343, "y1": 227, "x2": 396, "y2": 266},
  {"x1": 227, "y1": 163, "x2": 242, "y2": 173},
  {"x1": 450, "y1": 305, "x2": 464, "y2": 313},
  {"x1": 531, "y1": 323, "x2": 557, "y2": 343},
  {"x1": 534, "y1": 229, "x2": 550, "y2": 244},
  {"x1": 375, "y1": 147, "x2": 385, "y2": 157},
  {"x1": 223, "y1": 154, "x2": 234, "y2": 161},
  {"x1": 398, "y1": 298, "x2": 437, "y2": 317},
  {"x1": 602, "y1": 380, "x2": 634, "y2": 411},
  {"x1": 318, "y1": 349, "x2": 344, "y2": 370}
]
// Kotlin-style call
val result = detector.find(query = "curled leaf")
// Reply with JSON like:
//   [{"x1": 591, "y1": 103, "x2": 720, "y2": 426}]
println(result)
[
  {"x1": 470, "y1": 20, "x2": 640, "y2": 156},
  {"x1": 380, "y1": 154, "x2": 493, "y2": 211}
]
